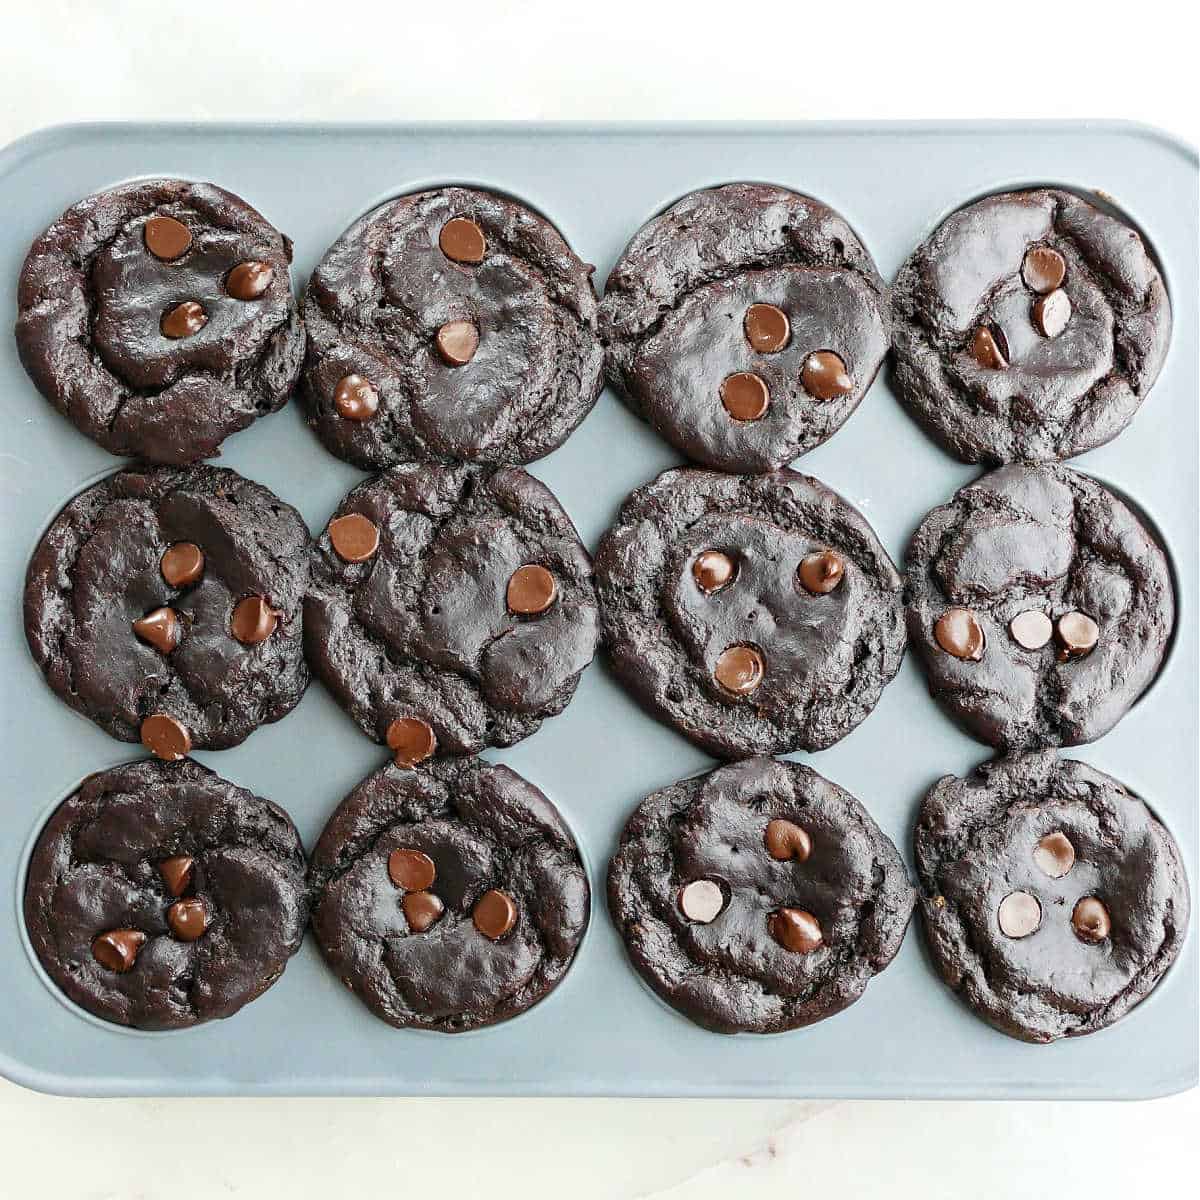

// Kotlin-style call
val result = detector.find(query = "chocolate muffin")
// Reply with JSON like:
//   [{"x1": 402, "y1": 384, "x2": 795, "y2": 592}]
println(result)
[
  {"x1": 309, "y1": 757, "x2": 589, "y2": 1032},
  {"x1": 905, "y1": 463, "x2": 1174, "y2": 750},
  {"x1": 600, "y1": 182, "x2": 889, "y2": 472},
  {"x1": 608, "y1": 756, "x2": 915, "y2": 1034},
  {"x1": 892, "y1": 187, "x2": 1171, "y2": 463},
  {"x1": 301, "y1": 186, "x2": 603, "y2": 469},
  {"x1": 915, "y1": 752, "x2": 1189, "y2": 1042},
  {"x1": 16, "y1": 178, "x2": 304, "y2": 464},
  {"x1": 24, "y1": 465, "x2": 312, "y2": 758},
  {"x1": 24, "y1": 758, "x2": 308, "y2": 1030},
  {"x1": 594, "y1": 467, "x2": 905, "y2": 758},
  {"x1": 304, "y1": 462, "x2": 598, "y2": 762}
]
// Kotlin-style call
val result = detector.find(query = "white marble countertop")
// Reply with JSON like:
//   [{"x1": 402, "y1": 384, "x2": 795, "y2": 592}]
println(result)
[{"x1": 1, "y1": 3, "x2": 1195, "y2": 1195}]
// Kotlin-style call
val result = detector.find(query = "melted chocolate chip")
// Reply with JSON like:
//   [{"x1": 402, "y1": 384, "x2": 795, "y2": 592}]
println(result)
[
  {"x1": 161, "y1": 300, "x2": 208, "y2": 339},
  {"x1": 403, "y1": 890, "x2": 444, "y2": 933},
  {"x1": 1033, "y1": 831, "x2": 1076, "y2": 879},
  {"x1": 713, "y1": 645, "x2": 765, "y2": 695},
  {"x1": 798, "y1": 550, "x2": 845, "y2": 595},
  {"x1": 167, "y1": 897, "x2": 209, "y2": 942},
  {"x1": 334, "y1": 374, "x2": 379, "y2": 422},
  {"x1": 801, "y1": 351, "x2": 853, "y2": 399},
  {"x1": 970, "y1": 325, "x2": 1009, "y2": 370},
  {"x1": 439, "y1": 217, "x2": 487, "y2": 264},
  {"x1": 132, "y1": 607, "x2": 180, "y2": 654},
  {"x1": 997, "y1": 891, "x2": 1041, "y2": 938},
  {"x1": 720, "y1": 372, "x2": 769, "y2": 421},
  {"x1": 161, "y1": 542, "x2": 204, "y2": 588},
  {"x1": 435, "y1": 320, "x2": 480, "y2": 366},
  {"x1": 231, "y1": 596, "x2": 278, "y2": 645},
  {"x1": 328, "y1": 513, "x2": 380, "y2": 563},
  {"x1": 226, "y1": 261, "x2": 274, "y2": 300},
  {"x1": 92, "y1": 929, "x2": 146, "y2": 972},
  {"x1": 140, "y1": 713, "x2": 191, "y2": 761},
  {"x1": 1022, "y1": 246, "x2": 1067, "y2": 295},
  {"x1": 743, "y1": 303, "x2": 790, "y2": 353},
  {"x1": 386, "y1": 717, "x2": 437, "y2": 767},
  {"x1": 143, "y1": 215, "x2": 191, "y2": 261},
  {"x1": 506, "y1": 564, "x2": 557, "y2": 615},
  {"x1": 473, "y1": 889, "x2": 517, "y2": 940},
  {"x1": 764, "y1": 819, "x2": 812, "y2": 862},
  {"x1": 934, "y1": 608, "x2": 985, "y2": 661},
  {"x1": 1072, "y1": 897, "x2": 1111, "y2": 943},
  {"x1": 1056, "y1": 611, "x2": 1099, "y2": 659},
  {"x1": 159, "y1": 855, "x2": 195, "y2": 897},
  {"x1": 1032, "y1": 289, "x2": 1072, "y2": 338},
  {"x1": 388, "y1": 848, "x2": 437, "y2": 892},
  {"x1": 1009, "y1": 609, "x2": 1053, "y2": 650},
  {"x1": 769, "y1": 908, "x2": 823, "y2": 954},
  {"x1": 678, "y1": 879, "x2": 725, "y2": 923},
  {"x1": 693, "y1": 550, "x2": 736, "y2": 594}
]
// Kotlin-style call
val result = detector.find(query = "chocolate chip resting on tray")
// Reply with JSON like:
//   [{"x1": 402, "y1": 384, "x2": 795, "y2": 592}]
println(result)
[
  {"x1": 304, "y1": 462, "x2": 599, "y2": 760},
  {"x1": 608, "y1": 756, "x2": 915, "y2": 1034},
  {"x1": 904, "y1": 463, "x2": 1174, "y2": 750},
  {"x1": 594, "y1": 467, "x2": 905, "y2": 758},
  {"x1": 892, "y1": 187, "x2": 1171, "y2": 464},
  {"x1": 300, "y1": 185, "x2": 604, "y2": 469},
  {"x1": 599, "y1": 182, "x2": 890, "y2": 472},
  {"x1": 24, "y1": 465, "x2": 312, "y2": 756},
  {"x1": 309, "y1": 756, "x2": 589, "y2": 1032},
  {"x1": 15, "y1": 178, "x2": 305, "y2": 464},
  {"x1": 914, "y1": 751, "x2": 1189, "y2": 1043},
  {"x1": 24, "y1": 758, "x2": 307, "y2": 1030}
]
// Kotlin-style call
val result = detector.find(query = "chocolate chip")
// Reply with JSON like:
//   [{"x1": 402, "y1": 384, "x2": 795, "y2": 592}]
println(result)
[
  {"x1": 1032, "y1": 289, "x2": 1071, "y2": 338},
  {"x1": 140, "y1": 713, "x2": 191, "y2": 761},
  {"x1": 328, "y1": 513, "x2": 379, "y2": 563},
  {"x1": 1022, "y1": 246, "x2": 1066, "y2": 295},
  {"x1": 439, "y1": 217, "x2": 486, "y2": 264},
  {"x1": 473, "y1": 889, "x2": 517, "y2": 940},
  {"x1": 997, "y1": 891, "x2": 1041, "y2": 938},
  {"x1": 1056, "y1": 611, "x2": 1099, "y2": 659},
  {"x1": 744, "y1": 303, "x2": 790, "y2": 353},
  {"x1": 386, "y1": 717, "x2": 437, "y2": 767},
  {"x1": 934, "y1": 608, "x2": 985, "y2": 661},
  {"x1": 506, "y1": 564, "x2": 557, "y2": 615},
  {"x1": 970, "y1": 325, "x2": 1009, "y2": 370},
  {"x1": 801, "y1": 350, "x2": 853, "y2": 399},
  {"x1": 161, "y1": 542, "x2": 204, "y2": 588},
  {"x1": 92, "y1": 929, "x2": 146, "y2": 973},
  {"x1": 1072, "y1": 897, "x2": 1111, "y2": 943},
  {"x1": 1034, "y1": 831, "x2": 1076, "y2": 879},
  {"x1": 714, "y1": 645, "x2": 765, "y2": 695},
  {"x1": 403, "y1": 891, "x2": 444, "y2": 933},
  {"x1": 132, "y1": 607, "x2": 180, "y2": 654},
  {"x1": 388, "y1": 848, "x2": 437, "y2": 892},
  {"x1": 226, "y1": 261, "x2": 274, "y2": 300},
  {"x1": 159, "y1": 855, "x2": 195, "y2": 897},
  {"x1": 769, "y1": 908, "x2": 823, "y2": 954},
  {"x1": 167, "y1": 897, "x2": 208, "y2": 942},
  {"x1": 1009, "y1": 609, "x2": 1053, "y2": 650},
  {"x1": 720, "y1": 372, "x2": 769, "y2": 421},
  {"x1": 798, "y1": 550, "x2": 845, "y2": 595},
  {"x1": 143, "y1": 215, "x2": 191, "y2": 260},
  {"x1": 435, "y1": 320, "x2": 480, "y2": 366},
  {"x1": 161, "y1": 300, "x2": 208, "y2": 339},
  {"x1": 334, "y1": 374, "x2": 379, "y2": 422},
  {"x1": 231, "y1": 596, "x2": 278, "y2": 644},
  {"x1": 764, "y1": 819, "x2": 812, "y2": 862},
  {"x1": 678, "y1": 879, "x2": 725, "y2": 923},
  {"x1": 693, "y1": 550, "x2": 736, "y2": 594}
]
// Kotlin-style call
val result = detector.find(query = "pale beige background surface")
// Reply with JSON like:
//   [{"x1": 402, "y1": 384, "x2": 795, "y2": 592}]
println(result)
[{"x1": 0, "y1": 3, "x2": 1195, "y2": 1195}]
